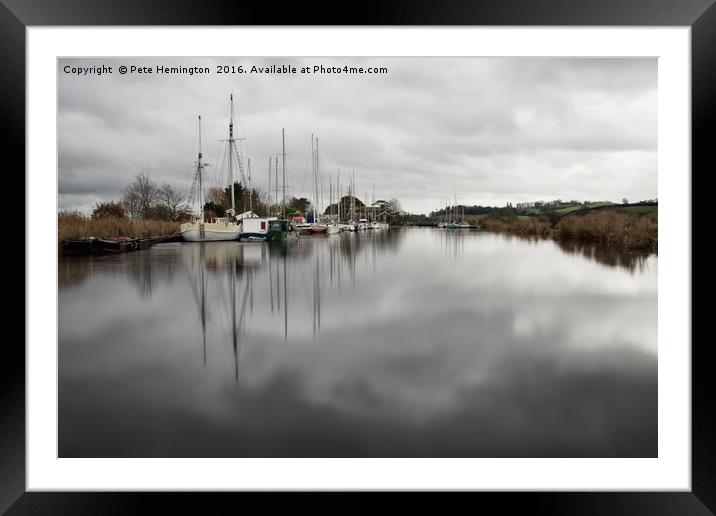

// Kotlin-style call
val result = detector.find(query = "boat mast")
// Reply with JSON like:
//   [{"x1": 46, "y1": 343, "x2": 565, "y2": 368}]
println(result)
[
  {"x1": 282, "y1": 128, "x2": 287, "y2": 218},
  {"x1": 311, "y1": 134, "x2": 316, "y2": 224},
  {"x1": 248, "y1": 157, "x2": 252, "y2": 213},
  {"x1": 228, "y1": 94, "x2": 236, "y2": 217},
  {"x1": 267, "y1": 158, "x2": 271, "y2": 216},
  {"x1": 316, "y1": 137, "x2": 320, "y2": 223},
  {"x1": 275, "y1": 155, "x2": 279, "y2": 215},
  {"x1": 329, "y1": 174, "x2": 332, "y2": 221},
  {"x1": 373, "y1": 180, "x2": 376, "y2": 223},
  {"x1": 197, "y1": 116, "x2": 205, "y2": 223}
]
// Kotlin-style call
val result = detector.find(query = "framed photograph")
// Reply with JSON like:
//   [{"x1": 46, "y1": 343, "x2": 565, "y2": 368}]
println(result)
[{"x1": 7, "y1": 0, "x2": 711, "y2": 513}]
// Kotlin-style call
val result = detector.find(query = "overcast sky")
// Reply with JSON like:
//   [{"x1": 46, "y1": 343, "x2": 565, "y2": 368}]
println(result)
[{"x1": 58, "y1": 57, "x2": 657, "y2": 215}]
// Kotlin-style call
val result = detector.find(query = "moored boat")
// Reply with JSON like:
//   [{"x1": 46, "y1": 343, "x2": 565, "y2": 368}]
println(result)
[
  {"x1": 237, "y1": 211, "x2": 276, "y2": 241},
  {"x1": 325, "y1": 223, "x2": 342, "y2": 235},
  {"x1": 61, "y1": 238, "x2": 98, "y2": 255},
  {"x1": 266, "y1": 219, "x2": 298, "y2": 243},
  {"x1": 309, "y1": 225, "x2": 328, "y2": 235},
  {"x1": 182, "y1": 96, "x2": 245, "y2": 242},
  {"x1": 97, "y1": 236, "x2": 137, "y2": 253}
]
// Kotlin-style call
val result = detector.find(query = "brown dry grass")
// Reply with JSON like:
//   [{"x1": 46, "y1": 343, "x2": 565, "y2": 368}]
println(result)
[
  {"x1": 59, "y1": 211, "x2": 180, "y2": 241},
  {"x1": 508, "y1": 218, "x2": 551, "y2": 237},
  {"x1": 481, "y1": 218, "x2": 509, "y2": 232},
  {"x1": 556, "y1": 209, "x2": 657, "y2": 252},
  {"x1": 481, "y1": 217, "x2": 550, "y2": 237},
  {"x1": 481, "y1": 209, "x2": 657, "y2": 252}
]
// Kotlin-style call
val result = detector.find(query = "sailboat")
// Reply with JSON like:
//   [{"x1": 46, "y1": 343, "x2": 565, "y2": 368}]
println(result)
[
  {"x1": 180, "y1": 110, "x2": 242, "y2": 242},
  {"x1": 446, "y1": 196, "x2": 471, "y2": 229},
  {"x1": 266, "y1": 128, "x2": 299, "y2": 243},
  {"x1": 308, "y1": 135, "x2": 328, "y2": 235},
  {"x1": 324, "y1": 171, "x2": 343, "y2": 234}
]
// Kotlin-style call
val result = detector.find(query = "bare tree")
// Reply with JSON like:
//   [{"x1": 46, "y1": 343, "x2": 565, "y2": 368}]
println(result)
[
  {"x1": 121, "y1": 190, "x2": 142, "y2": 219},
  {"x1": 158, "y1": 183, "x2": 185, "y2": 220},
  {"x1": 123, "y1": 172, "x2": 159, "y2": 219}
]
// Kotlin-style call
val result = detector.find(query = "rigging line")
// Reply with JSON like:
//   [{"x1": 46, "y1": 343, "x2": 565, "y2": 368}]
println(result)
[{"x1": 210, "y1": 143, "x2": 227, "y2": 194}]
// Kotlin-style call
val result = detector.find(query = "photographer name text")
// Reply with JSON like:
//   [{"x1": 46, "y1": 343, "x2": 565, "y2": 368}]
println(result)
[{"x1": 63, "y1": 64, "x2": 389, "y2": 77}]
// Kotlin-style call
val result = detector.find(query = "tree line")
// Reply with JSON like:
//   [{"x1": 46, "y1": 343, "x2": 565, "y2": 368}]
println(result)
[
  {"x1": 90, "y1": 172, "x2": 340, "y2": 222},
  {"x1": 91, "y1": 172, "x2": 187, "y2": 221}
]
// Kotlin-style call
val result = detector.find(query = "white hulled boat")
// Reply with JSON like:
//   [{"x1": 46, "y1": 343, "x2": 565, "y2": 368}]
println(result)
[
  {"x1": 182, "y1": 95, "x2": 246, "y2": 242},
  {"x1": 181, "y1": 114, "x2": 242, "y2": 242}
]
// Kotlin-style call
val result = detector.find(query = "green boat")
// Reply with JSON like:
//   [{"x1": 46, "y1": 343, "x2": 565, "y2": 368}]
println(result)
[{"x1": 266, "y1": 219, "x2": 298, "y2": 243}]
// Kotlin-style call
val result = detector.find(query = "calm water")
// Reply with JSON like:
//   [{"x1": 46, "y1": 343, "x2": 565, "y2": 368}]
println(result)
[{"x1": 59, "y1": 229, "x2": 657, "y2": 457}]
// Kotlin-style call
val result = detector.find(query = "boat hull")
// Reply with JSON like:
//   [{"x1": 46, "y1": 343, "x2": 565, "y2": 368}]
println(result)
[
  {"x1": 97, "y1": 238, "x2": 137, "y2": 252},
  {"x1": 266, "y1": 230, "x2": 298, "y2": 243},
  {"x1": 238, "y1": 232, "x2": 268, "y2": 242},
  {"x1": 181, "y1": 222, "x2": 241, "y2": 242}
]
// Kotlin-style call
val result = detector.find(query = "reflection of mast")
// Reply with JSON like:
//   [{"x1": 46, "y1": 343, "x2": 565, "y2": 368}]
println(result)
[
  {"x1": 283, "y1": 252, "x2": 288, "y2": 341},
  {"x1": 227, "y1": 251, "x2": 253, "y2": 383},
  {"x1": 268, "y1": 249, "x2": 275, "y2": 314},
  {"x1": 313, "y1": 251, "x2": 321, "y2": 336},
  {"x1": 201, "y1": 245, "x2": 206, "y2": 365},
  {"x1": 231, "y1": 254, "x2": 238, "y2": 382},
  {"x1": 187, "y1": 243, "x2": 208, "y2": 366},
  {"x1": 234, "y1": 266, "x2": 251, "y2": 383}
]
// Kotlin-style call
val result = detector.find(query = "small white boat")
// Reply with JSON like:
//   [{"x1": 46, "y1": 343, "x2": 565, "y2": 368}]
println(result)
[
  {"x1": 237, "y1": 211, "x2": 276, "y2": 241},
  {"x1": 325, "y1": 223, "x2": 342, "y2": 235}
]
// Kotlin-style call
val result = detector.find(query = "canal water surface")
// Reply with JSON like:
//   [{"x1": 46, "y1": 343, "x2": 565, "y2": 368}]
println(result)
[{"x1": 59, "y1": 228, "x2": 657, "y2": 457}]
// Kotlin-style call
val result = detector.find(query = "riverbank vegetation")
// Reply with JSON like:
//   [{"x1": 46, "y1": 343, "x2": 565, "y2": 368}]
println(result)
[
  {"x1": 555, "y1": 210, "x2": 657, "y2": 252},
  {"x1": 420, "y1": 198, "x2": 658, "y2": 252},
  {"x1": 58, "y1": 210, "x2": 180, "y2": 241},
  {"x1": 479, "y1": 207, "x2": 657, "y2": 252}
]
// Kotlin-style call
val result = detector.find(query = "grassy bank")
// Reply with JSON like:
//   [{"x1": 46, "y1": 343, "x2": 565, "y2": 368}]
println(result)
[
  {"x1": 59, "y1": 212, "x2": 180, "y2": 241},
  {"x1": 481, "y1": 208, "x2": 657, "y2": 252}
]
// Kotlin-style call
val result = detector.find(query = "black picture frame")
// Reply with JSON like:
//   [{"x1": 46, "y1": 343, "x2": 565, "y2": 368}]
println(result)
[{"x1": 5, "y1": 0, "x2": 711, "y2": 513}]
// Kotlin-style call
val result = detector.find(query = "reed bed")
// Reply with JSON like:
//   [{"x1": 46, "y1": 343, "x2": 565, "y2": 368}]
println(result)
[
  {"x1": 481, "y1": 209, "x2": 657, "y2": 252},
  {"x1": 59, "y1": 212, "x2": 180, "y2": 241},
  {"x1": 555, "y1": 210, "x2": 657, "y2": 252},
  {"x1": 481, "y1": 217, "x2": 550, "y2": 237}
]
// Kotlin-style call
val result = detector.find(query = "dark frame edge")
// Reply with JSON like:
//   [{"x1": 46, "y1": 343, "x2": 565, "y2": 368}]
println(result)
[
  {"x1": 691, "y1": 0, "x2": 716, "y2": 513},
  {"x1": 6, "y1": 0, "x2": 714, "y2": 513},
  {"x1": 0, "y1": 0, "x2": 26, "y2": 514}
]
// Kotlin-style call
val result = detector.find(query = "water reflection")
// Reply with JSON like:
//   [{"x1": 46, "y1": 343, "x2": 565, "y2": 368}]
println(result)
[
  {"x1": 59, "y1": 229, "x2": 657, "y2": 457},
  {"x1": 555, "y1": 239, "x2": 654, "y2": 274}
]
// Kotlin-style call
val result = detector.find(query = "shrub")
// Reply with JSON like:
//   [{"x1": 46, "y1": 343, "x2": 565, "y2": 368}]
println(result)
[{"x1": 92, "y1": 201, "x2": 125, "y2": 219}]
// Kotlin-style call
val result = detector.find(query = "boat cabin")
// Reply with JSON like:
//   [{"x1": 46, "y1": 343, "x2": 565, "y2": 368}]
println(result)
[{"x1": 268, "y1": 219, "x2": 295, "y2": 232}]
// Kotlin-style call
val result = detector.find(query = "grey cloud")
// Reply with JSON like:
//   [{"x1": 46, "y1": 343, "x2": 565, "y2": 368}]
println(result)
[{"x1": 58, "y1": 57, "x2": 657, "y2": 214}]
